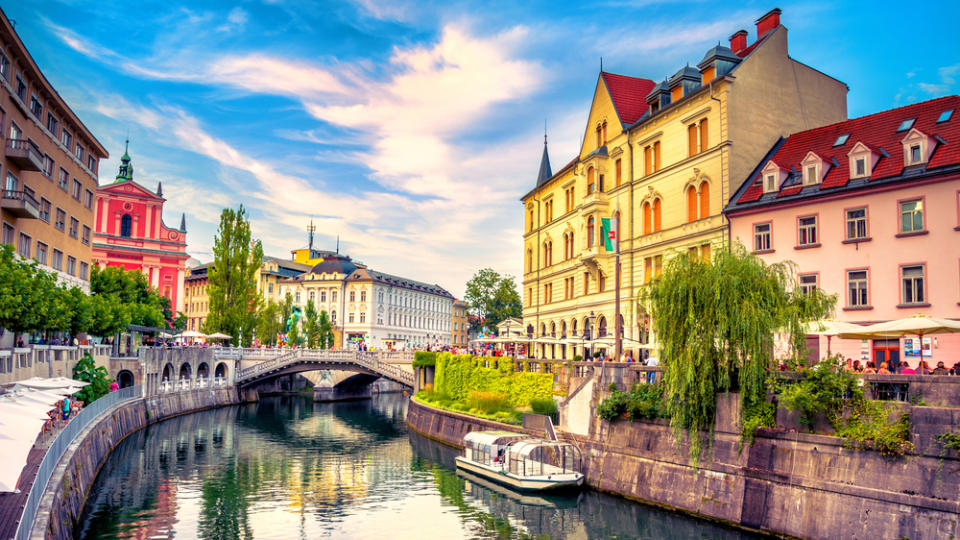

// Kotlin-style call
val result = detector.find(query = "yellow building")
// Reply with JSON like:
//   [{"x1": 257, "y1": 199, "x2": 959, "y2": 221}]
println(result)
[
  {"x1": 452, "y1": 299, "x2": 469, "y2": 347},
  {"x1": 521, "y1": 9, "x2": 848, "y2": 360}
]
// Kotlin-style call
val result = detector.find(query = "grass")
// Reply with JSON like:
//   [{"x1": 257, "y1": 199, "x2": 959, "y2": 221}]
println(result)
[{"x1": 415, "y1": 386, "x2": 523, "y2": 425}]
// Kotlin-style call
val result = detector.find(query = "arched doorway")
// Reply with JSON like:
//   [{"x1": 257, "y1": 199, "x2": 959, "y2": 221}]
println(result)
[
  {"x1": 179, "y1": 362, "x2": 192, "y2": 381},
  {"x1": 214, "y1": 362, "x2": 228, "y2": 383},
  {"x1": 197, "y1": 362, "x2": 210, "y2": 386},
  {"x1": 117, "y1": 370, "x2": 135, "y2": 388},
  {"x1": 162, "y1": 363, "x2": 174, "y2": 382}
]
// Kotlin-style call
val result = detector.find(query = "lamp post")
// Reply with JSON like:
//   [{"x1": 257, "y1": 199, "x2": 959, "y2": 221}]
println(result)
[{"x1": 585, "y1": 310, "x2": 595, "y2": 365}]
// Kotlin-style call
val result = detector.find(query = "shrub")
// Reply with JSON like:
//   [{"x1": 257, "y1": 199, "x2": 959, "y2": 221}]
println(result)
[
  {"x1": 573, "y1": 355, "x2": 583, "y2": 362},
  {"x1": 530, "y1": 397, "x2": 557, "y2": 417},
  {"x1": 778, "y1": 361, "x2": 860, "y2": 431},
  {"x1": 413, "y1": 351, "x2": 437, "y2": 367},
  {"x1": 836, "y1": 400, "x2": 914, "y2": 457},
  {"x1": 466, "y1": 391, "x2": 512, "y2": 415},
  {"x1": 597, "y1": 382, "x2": 669, "y2": 422}
]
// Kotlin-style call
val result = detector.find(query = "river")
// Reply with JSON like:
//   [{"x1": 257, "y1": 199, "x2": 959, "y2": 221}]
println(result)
[{"x1": 77, "y1": 394, "x2": 760, "y2": 539}]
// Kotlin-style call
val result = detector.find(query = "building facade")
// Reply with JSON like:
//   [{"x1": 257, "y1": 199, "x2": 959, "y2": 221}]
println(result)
[
  {"x1": 92, "y1": 146, "x2": 189, "y2": 312},
  {"x1": 521, "y1": 8, "x2": 848, "y2": 360},
  {"x1": 452, "y1": 299, "x2": 469, "y2": 347},
  {"x1": 726, "y1": 95, "x2": 960, "y2": 368},
  {"x1": 0, "y1": 8, "x2": 107, "y2": 294},
  {"x1": 183, "y1": 262, "x2": 210, "y2": 332}
]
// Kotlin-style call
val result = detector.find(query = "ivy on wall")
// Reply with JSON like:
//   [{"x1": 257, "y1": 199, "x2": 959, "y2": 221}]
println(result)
[{"x1": 433, "y1": 353, "x2": 552, "y2": 407}]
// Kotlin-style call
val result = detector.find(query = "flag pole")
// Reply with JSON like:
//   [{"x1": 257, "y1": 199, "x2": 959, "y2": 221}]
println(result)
[{"x1": 614, "y1": 201, "x2": 622, "y2": 363}]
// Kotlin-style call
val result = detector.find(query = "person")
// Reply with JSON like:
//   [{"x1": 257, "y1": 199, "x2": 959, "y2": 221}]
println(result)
[
  {"x1": 851, "y1": 360, "x2": 863, "y2": 372},
  {"x1": 918, "y1": 360, "x2": 933, "y2": 375},
  {"x1": 877, "y1": 362, "x2": 891, "y2": 374},
  {"x1": 62, "y1": 396, "x2": 71, "y2": 423},
  {"x1": 951, "y1": 362, "x2": 960, "y2": 376},
  {"x1": 932, "y1": 361, "x2": 948, "y2": 375},
  {"x1": 109, "y1": 380, "x2": 120, "y2": 392},
  {"x1": 863, "y1": 361, "x2": 877, "y2": 374}
]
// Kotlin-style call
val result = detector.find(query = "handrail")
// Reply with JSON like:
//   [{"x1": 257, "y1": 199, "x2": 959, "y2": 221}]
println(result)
[
  {"x1": 234, "y1": 350, "x2": 413, "y2": 387},
  {"x1": 16, "y1": 385, "x2": 142, "y2": 540}
]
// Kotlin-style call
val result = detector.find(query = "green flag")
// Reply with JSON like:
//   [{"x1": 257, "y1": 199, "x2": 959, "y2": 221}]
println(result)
[{"x1": 601, "y1": 217, "x2": 618, "y2": 252}]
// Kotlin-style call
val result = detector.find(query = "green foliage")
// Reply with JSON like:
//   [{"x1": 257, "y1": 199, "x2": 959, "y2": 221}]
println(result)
[
  {"x1": 255, "y1": 299, "x2": 283, "y2": 346},
  {"x1": 90, "y1": 265, "x2": 168, "y2": 329},
  {"x1": 412, "y1": 351, "x2": 437, "y2": 367},
  {"x1": 643, "y1": 243, "x2": 836, "y2": 465},
  {"x1": 304, "y1": 299, "x2": 320, "y2": 348},
  {"x1": 836, "y1": 401, "x2": 914, "y2": 457},
  {"x1": 464, "y1": 268, "x2": 522, "y2": 331},
  {"x1": 573, "y1": 355, "x2": 583, "y2": 362},
  {"x1": 72, "y1": 354, "x2": 113, "y2": 405},
  {"x1": 529, "y1": 397, "x2": 557, "y2": 417},
  {"x1": 415, "y1": 387, "x2": 522, "y2": 425},
  {"x1": 316, "y1": 310, "x2": 334, "y2": 349},
  {"x1": 936, "y1": 429, "x2": 960, "y2": 453},
  {"x1": 740, "y1": 398, "x2": 776, "y2": 449},
  {"x1": 205, "y1": 205, "x2": 263, "y2": 346},
  {"x1": 779, "y1": 360, "x2": 860, "y2": 430},
  {"x1": 434, "y1": 353, "x2": 551, "y2": 407},
  {"x1": 466, "y1": 391, "x2": 512, "y2": 414},
  {"x1": 597, "y1": 382, "x2": 669, "y2": 422}
]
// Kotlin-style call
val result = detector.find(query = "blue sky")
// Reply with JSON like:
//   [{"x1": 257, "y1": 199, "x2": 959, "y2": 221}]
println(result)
[{"x1": 5, "y1": 0, "x2": 958, "y2": 297}]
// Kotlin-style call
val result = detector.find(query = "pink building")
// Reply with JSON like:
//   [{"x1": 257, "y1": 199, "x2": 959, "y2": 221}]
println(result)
[{"x1": 726, "y1": 96, "x2": 960, "y2": 370}]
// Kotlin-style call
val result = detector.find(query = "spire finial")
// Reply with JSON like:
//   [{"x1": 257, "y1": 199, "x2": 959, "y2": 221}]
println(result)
[
  {"x1": 307, "y1": 219, "x2": 316, "y2": 251},
  {"x1": 600, "y1": 56, "x2": 603, "y2": 72},
  {"x1": 115, "y1": 138, "x2": 134, "y2": 183},
  {"x1": 180, "y1": 212, "x2": 186, "y2": 232},
  {"x1": 544, "y1": 119, "x2": 548, "y2": 146}
]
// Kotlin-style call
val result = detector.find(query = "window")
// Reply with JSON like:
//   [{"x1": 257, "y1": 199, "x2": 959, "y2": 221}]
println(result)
[
  {"x1": 295, "y1": 292, "x2": 301, "y2": 303},
  {"x1": 699, "y1": 183, "x2": 709, "y2": 219},
  {"x1": 1, "y1": 222, "x2": 12, "y2": 245},
  {"x1": 753, "y1": 223, "x2": 772, "y2": 251},
  {"x1": 799, "y1": 273, "x2": 818, "y2": 294},
  {"x1": 51, "y1": 249, "x2": 63, "y2": 271},
  {"x1": 654, "y1": 255, "x2": 662, "y2": 279},
  {"x1": 543, "y1": 283, "x2": 552, "y2": 304},
  {"x1": 72, "y1": 179, "x2": 82, "y2": 200},
  {"x1": 847, "y1": 270, "x2": 868, "y2": 307},
  {"x1": 598, "y1": 272, "x2": 605, "y2": 292},
  {"x1": 15, "y1": 74, "x2": 26, "y2": 101},
  {"x1": 349, "y1": 313, "x2": 355, "y2": 323},
  {"x1": 69, "y1": 217, "x2": 79, "y2": 239},
  {"x1": 583, "y1": 272, "x2": 590, "y2": 295},
  {"x1": 545, "y1": 199, "x2": 553, "y2": 222},
  {"x1": 652, "y1": 198, "x2": 662, "y2": 232},
  {"x1": 46, "y1": 113, "x2": 58, "y2": 134},
  {"x1": 36, "y1": 242, "x2": 48, "y2": 265},
  {"x1": 84, "y1": 189, "x2": 94, "y2": 210},
  {"x1": 615, "y1": 159, "x2": 622, "y2": 187},
  {"x1": 653, "y1": 141, "x2": 661, "y2": 171},
  {"x1": 642, "y1": 202, "x2": 651, "y2": 234},
  {"x1": 75, "y1": 143, "x2": 84, "y2": 161},
  {"x1": 79, "y1": 262, "x2": 89, "y2": 280},
  {"x1": 58, "y1": 168, "x2": 69, "y2": 191},
  {"x1": 845, "y1": 208, "x2": 868, "y2": 240},
  {"x1": 700, "y1": 243, "x2": 711, "y2": 262},
  {"x1": 350, "y1": 291, "x2": 356, "y2": 302},
  {"x1": 61, "y1": 129, "x2": 72, "y2": 149},
  {"x1": 528, "y1": 209, "x2": 534, "y2": 231},
  {"x1": 805, "y1": 165, "x2": 818, "y2": 186},
  {"x1": 332, "y1": 291, "x2": 337, "y2": 302},
  {"x1": 938, "y1": 109, "x2": 954, "y2": 123},
  {"x1": 909, "y1": 144, "x2": 922, "y2": 164},
  {"x1": 797, "y1": 216, "x2": 818, "y2": 246},
  {"x1": 320, "y1": 291, "x2": 327, "y2": 302},
  {"x1": 687, "y1": 185, "x2": 698, "y2": 222},
  {"x1": 120, "y1": 214, "x2": 132, "y2": 237},
  {"x1": 644, "y1": 146, "x2": 652, "y2": 176},
  {"x1": 899, "y1": 199, "x2": 924, "y2": 233},
  {"x1": 39, "y1": 198, "x2": 51, "y2": 222},
  {"x1": 763, "y1": 173, "x2": 777, "y2": 193},
  {"x1": 55, "y1": 208, "x2": 66, "y2": 231},
  {"x1": 66, "y1": 256, "x2": 76, "y2": 276},
  {"x1": 0, "y1": 53, "x2": 8, "y2": 79},
  {"x1": 688, "y1": 124, "x2": 698, "y2": 157},
  {"x1": 901, "y1": 265, "x2": 925, "y2": 305},
  {"x1": 29, "y1": 95, "x2": 42, "y2": 118},
  {"x1": 587, "y1": 167, "x2": 595, "y2": 194},
  {"x1": 897, "y1": 118, "x2": 915, "y2": 132},
  {"x1": 360, "y1": 312, "x2": 366, "y2": 323},
  {"x1": 833, "y1": 134, "x2": 849, "y2": 146},
  {"x1": 5, "y1": 171, "x2": 17, "y2": 191},
  {"x1": 587, "y1": 217, "x2": 595, "y2": 247},
  {"x1": 17, "y1": 233, "x2": 31, "y2": 258},
  {"x1": 565, "y1": 187, "x2": 575, "y2": 212},
  {"x1": 87, "y1": 155, "x2": 96, "y2": 173},
  {"x1": 854, "y1": 157, "x2": 866, "y2": 177},
  {"x1": 700, "y1": 118, "x2": 709, "y2": 152},
  {"x1": 43, "y1": 155, "x2": 54, "y2": 178}
]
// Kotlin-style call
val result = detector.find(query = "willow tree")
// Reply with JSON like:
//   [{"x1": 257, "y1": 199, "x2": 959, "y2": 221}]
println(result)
[
  {"x1": 643, "y1": 243, "x2": 835, "y2": 464},
  {"x1": 205, "y1": 205, "x2": 263, "y2": 346}
]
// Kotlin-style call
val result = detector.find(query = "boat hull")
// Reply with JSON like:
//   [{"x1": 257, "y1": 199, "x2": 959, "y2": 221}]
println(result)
[{"x1": 454, "y1": 456, "x2": 584, "y2": 493}]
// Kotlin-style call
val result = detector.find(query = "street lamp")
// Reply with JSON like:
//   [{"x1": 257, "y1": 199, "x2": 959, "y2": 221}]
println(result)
[{"x1": 585, "y1": 311, "x2": 595, "y2": 361}]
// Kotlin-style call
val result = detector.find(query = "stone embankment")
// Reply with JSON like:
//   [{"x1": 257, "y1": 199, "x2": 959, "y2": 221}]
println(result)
[
  {"x1": 406, "y1": 397, "x2": 960, "y2": 540},
  {"x1": 31, "y1": 388, "x2": 239, "y2": 540}
]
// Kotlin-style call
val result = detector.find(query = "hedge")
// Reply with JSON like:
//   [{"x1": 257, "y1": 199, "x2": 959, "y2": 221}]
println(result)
[
  {"x1": 433, "y1": 352, "x2": 552, "y2": 408},
  {"x1": 413, "y1": 351, "x2": 437, "y2": 367}
]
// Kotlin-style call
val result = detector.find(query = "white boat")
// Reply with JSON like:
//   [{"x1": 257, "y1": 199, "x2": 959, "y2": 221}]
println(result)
[{"x1": 454, "y1": 431, "x2": 584, "y2": 493}]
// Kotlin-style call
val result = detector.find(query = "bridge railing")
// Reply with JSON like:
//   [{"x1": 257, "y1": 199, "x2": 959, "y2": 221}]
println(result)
[{"x1": 234, "y1": 349, "x2": 414, "y2": 387}]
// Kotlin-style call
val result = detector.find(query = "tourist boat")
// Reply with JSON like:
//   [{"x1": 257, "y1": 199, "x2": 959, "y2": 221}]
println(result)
[{"x1": 455, "y1": 431, "x2": 584, "y2": 492}]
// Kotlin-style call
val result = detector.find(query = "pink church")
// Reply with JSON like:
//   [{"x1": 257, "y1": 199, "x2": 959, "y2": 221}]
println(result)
[
  {"x1": 92, "y1": 144, "x2": 189, "y2": 313},
  {"x1": 727, "y1": 96, "x2": 960, "y2": 370}
]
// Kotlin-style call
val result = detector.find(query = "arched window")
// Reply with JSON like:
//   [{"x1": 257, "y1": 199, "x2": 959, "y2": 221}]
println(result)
[
  {"x1": 526, "y1": 248, "x2": 533, "y2": 272},
  {"x1": 699, "y1": 182, "x2": 710, "y2": 219},
  {"x1": 642, "y1": 203, "x2": 651, "y2": 235},
  {"x1": 602, "y1": 121, "x2": 607, "y2": 144},
  {"x1": 540, "y1": 323, "x2": 547, "y2": 336},
  {"x1": 597, "y1": 316, "x2": 608, "y2": 337},
  {"x1": 653, "y1": 198, "x2": 662, "y2": 232},
  {"x1": 568, "y1": 233, "x2": 574, "y2": 258},
  {"x1": 550, "y1": 322, "x2": 556, "y2": 337},
  {"x1": 120, "y1": 214, "x2": 132, "y2": 237},
  {"x1": 587, "y1": 167, "x2": 595, "y2": 194},
  {"x1": 595, "y1": 125, "x2": 602, "y2": 147},
  {"x1": 561, "y1": 321, "x2": 567, "y2": 338},
  {"x1": 572, "y1": 319, "x2": 578, "y2": 337},
  {"x1": 587, "y1": 216, "x2": 595, "y2": 247},
  {"x1": 687, "y1": 185, "x2": 698, "y2": 222}
]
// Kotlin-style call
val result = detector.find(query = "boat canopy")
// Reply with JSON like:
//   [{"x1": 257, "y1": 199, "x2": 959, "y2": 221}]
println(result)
[
  {"x1": 462, "y1": 431, "x2": 525, "y2": 447},
  {"x1": 507, "y1": 440, "x2": 582, "y2": 476}
]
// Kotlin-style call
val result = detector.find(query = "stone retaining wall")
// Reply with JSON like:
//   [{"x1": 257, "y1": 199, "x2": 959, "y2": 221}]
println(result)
[
  {"x1": 406, "y1": 399, "x2": 960, "y2": 539},
  {"x1": 31, "y1": 388, "x2": 239, "y2": 540}
]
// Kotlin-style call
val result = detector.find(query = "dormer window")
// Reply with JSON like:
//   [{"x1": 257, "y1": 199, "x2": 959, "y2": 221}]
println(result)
[
  {"x1": 805, "y1": 166, "x2": 818, "y2": 185},
  {"x1": 847, "y1": 141, "x2": 879, "y2": 180},
  {"x1": 854, "y1": 158, "x2": 866, "y2": 177},
  {"x1": 763, "y1": 174, "x2": 777, "y2": 193},
  {"x1": 937, "y1": 109, "x2": 953, "y2": 123},
  {"x1": 897, "y1": 118, "x2": 915, "y2": 132},
  {"x1": 760, "y1": 160, "x2": 785, "y2": 194},
  {"x1": 800, "y1": 151, "x2": 827, "y2": 186},
  {"x1": 901, "y1": 128, "x2": 934, "y2": 166},
  {"x1": 910, "y1": 144, "x2": 922, "y2": 163}
]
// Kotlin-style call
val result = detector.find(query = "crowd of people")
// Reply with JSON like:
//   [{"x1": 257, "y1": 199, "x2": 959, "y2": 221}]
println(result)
[
  {"x1": 848, "y1": 359, "x2": 960, "y2": 375},
  {"x1": 41, "y1": 396, "x2": 82, "y2": 440}
]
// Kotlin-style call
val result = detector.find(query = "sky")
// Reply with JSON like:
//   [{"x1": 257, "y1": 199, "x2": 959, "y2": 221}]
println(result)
[{"x1": 4, "y1": 0, "x2": 958, "y2": 298}]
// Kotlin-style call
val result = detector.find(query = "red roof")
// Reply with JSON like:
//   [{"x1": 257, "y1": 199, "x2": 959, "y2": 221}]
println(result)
[
  {"x1": 601, "y1": 72, "x2": 656, "y2": 125},
  {"x1": 733, "y1": 95, "x2": 960, "y2": 205}
]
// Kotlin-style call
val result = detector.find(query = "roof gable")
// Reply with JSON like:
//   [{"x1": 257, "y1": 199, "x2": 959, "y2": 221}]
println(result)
[
  {"x1": 601, "y1": 72, "x2": 656, "y2": 126},
  {"x1": 97, "y1": 180, "x2": 163, "y2": 201}
]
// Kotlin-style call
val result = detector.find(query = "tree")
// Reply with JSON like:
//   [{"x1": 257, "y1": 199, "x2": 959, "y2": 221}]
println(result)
[
  {"x1": 280, "y1": 293, "x2": 294, "y2": 332},
  {"x1": 317, "y1": 310, "x2": 334, "y2": 349},
  {"x1": 89, "y1": 264, "x2": 166, "y2": 333},
  {"x1": 0, "y1": 245, "x2": 49, "y2": 340},
  {"x1": 464, "y1": 268, "x2": 522, "y2": 332},
  {"x1": 204, "y1": 205, "x2": 263, "y2": 346},
  {"x1": 72, "y1": 353, "x2": 114, "y2": 405},
  {"x1": 255, "y1": 299, "x2": 282, "y2": 346},
  {"x1": 287, "y1": 316, "x2": 303, "y2": 347},
  {"x1": 643, "y1": 244, "x2": 835, "y2": 464},
  {"x1": 304, "y1": 299, "x2": 320, "y2": 348}
]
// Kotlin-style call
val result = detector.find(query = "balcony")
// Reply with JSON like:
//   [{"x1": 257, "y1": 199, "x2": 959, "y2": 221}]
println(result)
[
  {"x1": 580, "y1": 245, "x2": 611, "y2": 265},
  {"x1": 1, "y1": 189, "x2": 40, "y2": 219},
  {"x1": 5, "y1": 138, "x2": 44, "y2": 171}
]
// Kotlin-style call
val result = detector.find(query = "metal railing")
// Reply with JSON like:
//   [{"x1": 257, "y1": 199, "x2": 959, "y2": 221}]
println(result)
[
  {"x1": 16, "y1": 385, "x2": 142, "y2": 540},
  {"x1": 1, "y1": 189, "x2": 39, "y2": 208}
]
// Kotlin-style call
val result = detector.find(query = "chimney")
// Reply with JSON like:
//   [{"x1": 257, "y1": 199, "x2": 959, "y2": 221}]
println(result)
[
  {"x1": 756, "y1": 8, "x2": 782, "y2": 37},
  {"x1": 729, "y1": 30, "x2": 748, "y2": 54}
]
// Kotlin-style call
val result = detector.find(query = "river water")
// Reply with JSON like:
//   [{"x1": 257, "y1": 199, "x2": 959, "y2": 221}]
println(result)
[{"x1": 77, "y1": 394, "x2": 759, "y2": 539}]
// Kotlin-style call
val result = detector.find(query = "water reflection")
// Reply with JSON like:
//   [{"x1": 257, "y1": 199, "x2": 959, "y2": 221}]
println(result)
[{"x1": 79, "y1": 394, "x2": 760, "y2": 539}]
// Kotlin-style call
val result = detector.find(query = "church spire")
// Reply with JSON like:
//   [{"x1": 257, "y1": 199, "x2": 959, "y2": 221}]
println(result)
[
  {"x1": 535, "y1": 132, "x2": 552, "y2": 187},
  {"x1": 114, "y1": 139, "x2": 134, "y2": 183},
  {"x1": 179, "y1": 213, "x2": 186, "y2": 232}
]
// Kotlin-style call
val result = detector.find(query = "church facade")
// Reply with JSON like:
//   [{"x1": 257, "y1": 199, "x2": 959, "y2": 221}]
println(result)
[{"x1": 92, "y1": 144, "x2": 189, "y2": 313}]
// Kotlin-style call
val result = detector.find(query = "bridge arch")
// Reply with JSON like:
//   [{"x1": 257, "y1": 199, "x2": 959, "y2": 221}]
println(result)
[
  {"x1": 179, "y1": 362, "x2": 192, "y2": 381},
  {"x1": 197, "y1": 362, "x2": 210, "y2": 380},
  {"x1": 162, "y1": 363, "x2": 175, "y2": 382},
  {"x1": 117, "y1": 370, "x2": 135, "y2": 388},
  {"x1": 215, "y1": 362, "x2": 228, "y2": 379}
]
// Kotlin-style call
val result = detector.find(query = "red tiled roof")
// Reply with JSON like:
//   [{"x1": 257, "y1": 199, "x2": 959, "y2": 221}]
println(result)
[
  {"x1": 601, "y1": 72, "x2": 656, "y2": 125},
  {"x1": 734, "y1": 95, "x2": 960, "y2": 205}
]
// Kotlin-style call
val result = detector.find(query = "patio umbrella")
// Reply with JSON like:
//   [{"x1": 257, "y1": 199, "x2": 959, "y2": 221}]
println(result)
[
  {"x1": 803, "y1": 319, "x2": 891, "y2": 355},
  {"x1": 838, "y1": 315, "x2": 960, "y2": 373},
  {"x1": 206, "y1": 332, "x2": 232, "y2": 340},
  {"x1": 180, "y1": 330, "x2": 207, "y2": 339}
]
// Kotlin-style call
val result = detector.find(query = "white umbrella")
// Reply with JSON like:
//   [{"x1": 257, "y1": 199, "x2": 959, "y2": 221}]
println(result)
[
  {"x1": 803, "y1": 319, "x2": 892, "y2": 355},
  {"x1": 839, "y1": 315, "x2": 960, "y2": 372},
  {"x1": 180, "y1": 330, "x2": 207, "y2": 338},
  {"x1": 206, "y1": 332, "x2": 232, "y2": 340},
  {"x1": 6, "y1": 377, "x2": 89, "y2": 391}
]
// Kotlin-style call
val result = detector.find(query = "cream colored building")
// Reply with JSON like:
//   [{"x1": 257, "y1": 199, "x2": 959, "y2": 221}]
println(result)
[{"x1": 521, "y1": 9, "x2": 848, "y2": 360}]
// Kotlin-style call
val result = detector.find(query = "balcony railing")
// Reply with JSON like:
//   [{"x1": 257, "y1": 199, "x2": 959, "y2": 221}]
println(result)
[
  {"x1": 5, "y1": 138, "x2": 44, "y2": 171},
  {"x1": 1, "y1": 189, "x2": 40, "y2": 219}
]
